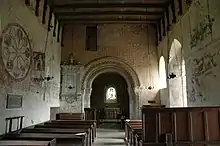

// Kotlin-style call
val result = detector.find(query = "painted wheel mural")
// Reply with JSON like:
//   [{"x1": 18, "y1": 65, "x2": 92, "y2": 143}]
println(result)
[{"x1": 0, "y1": 23, "x2": 32, "y2": 80}]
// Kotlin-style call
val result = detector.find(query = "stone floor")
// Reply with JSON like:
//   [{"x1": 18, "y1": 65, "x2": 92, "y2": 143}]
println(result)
[{"x1": 94, "y1": 123, "x2": 127, "y2": 146}]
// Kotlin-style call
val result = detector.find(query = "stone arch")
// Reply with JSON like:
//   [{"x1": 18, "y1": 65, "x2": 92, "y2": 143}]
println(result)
[
  {"x1": 81, "y1": 56, "x2": 140, "y2": 90},
  {"x1": 81, "y1": 56, "x2": 141, "y2": 119}
]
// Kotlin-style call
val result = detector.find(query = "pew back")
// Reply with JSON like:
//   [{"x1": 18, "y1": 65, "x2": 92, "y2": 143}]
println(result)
[
  {"x1": 84, "y1": 108, "x2": 96, "y2": 120},
  {"x1": 56, "y1": 113, "x2": 84, "y2": 120},
  {"x1": 142, "y1": 106, "x2": 220, "y2": 145}
]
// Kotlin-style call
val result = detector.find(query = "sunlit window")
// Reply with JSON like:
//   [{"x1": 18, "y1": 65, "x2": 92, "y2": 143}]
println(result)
[
  {"x1": 105, "y1": 87, "x2": 117, "y2": 103},
  {"x1": 159, "y1": 56, "x2": 167, "y2": 89}
]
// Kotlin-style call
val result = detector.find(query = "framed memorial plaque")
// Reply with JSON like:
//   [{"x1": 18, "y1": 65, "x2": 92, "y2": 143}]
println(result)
[{"x1": 6, "y1": 94, "x2": 23, "y2": 109}]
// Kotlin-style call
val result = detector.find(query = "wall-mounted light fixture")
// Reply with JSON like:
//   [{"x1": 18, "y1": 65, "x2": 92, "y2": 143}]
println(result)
[
  {"x1": 44, "y1": 76, "x2": 54, "y2": 81},
  {"x1": 168, "y1": 73, "x2": 176, "y2": 79},
  {"x1": 32, "y1": 75, "x2": 54, "y2": 82},
  {"x1": 68, "y1": 84, "x2": 75, "y2": 89},
  {"x1": 148, "y1": 86, "x2": 154, "y2": 90}
]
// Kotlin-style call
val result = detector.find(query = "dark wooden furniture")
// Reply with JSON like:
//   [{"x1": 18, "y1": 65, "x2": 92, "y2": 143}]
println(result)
[
  {"x1": 56, "y1": 113, "x2": 84, "y2": 120},
  {"x1": 0, "y1": 139, "x2": 56, "y2": 146},
  {"x1": 20, "y1": 127, "x2": 89, "y2": 146},
  {"x1": 5, "y1": 116, "x2": 24, "y2": 133},
  {"x1": 84, "y1": 108, "x2": 96, "y2": 120},
  {"x1": 34, "y1": 123, "x2": 92, "y2": 145},
  {"x1": 142, "y1": 106, "x2": 220, "y2": 146},
  {"x1": 2, "y1": 133, "x2": 85, "y2": 146},
  {"x1": 47, "y1": 120, "x2": 97, "y2": 141},
  {"x1": 124, "y1": 120, "x2": 142, "y2": 142}
]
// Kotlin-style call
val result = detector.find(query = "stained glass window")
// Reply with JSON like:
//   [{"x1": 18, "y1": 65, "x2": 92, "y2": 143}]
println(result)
[{"x1": 105, "y1": 87, "x2": 117, "y2": 103}]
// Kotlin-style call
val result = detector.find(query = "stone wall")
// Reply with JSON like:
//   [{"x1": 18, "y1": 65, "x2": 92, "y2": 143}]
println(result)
[
  {"x1": 62, "y1": 23, "x2": 160, "y2": 117},
  {"x1": 0, "y1": 0, "x2": 61, "y2": 134},
  {"x1": 158, "y1": 0, "x2": 220, "y2": 106}
]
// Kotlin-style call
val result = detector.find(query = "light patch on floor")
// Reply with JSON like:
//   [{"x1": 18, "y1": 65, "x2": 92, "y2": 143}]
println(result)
[{"x1": 94, "y1": 128, "x2": 126, "y2": 146}]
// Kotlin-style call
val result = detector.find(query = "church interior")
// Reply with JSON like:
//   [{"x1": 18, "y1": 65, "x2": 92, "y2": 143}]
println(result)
[{"x1": 0, "y1": 0, "x2": 220, "y2": 145}]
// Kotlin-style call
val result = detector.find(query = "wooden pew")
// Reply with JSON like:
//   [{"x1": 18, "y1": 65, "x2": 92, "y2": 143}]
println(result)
[
  {"x1": 34, "y1": 123, "x2": 92, "y2": 145},
  {"x1": 5, "y1": 116, "x2": 24, "y2": 134},
  {"x1": 20, "y1": 127, "x2": 90, "y2": 146},
  {"x1": 2, "y1": 133, "x2": 86, "y2": 146},
  {"x1": 46, "y1": 120, "x2": 97, "y2": 141},
  {"x1": 84, "y1": 108, "x2": 96, "y2": 121},
  {"x1": 0, "y1": 139, "x2": 56, "y2": 146},
  {"x1": 142, "y1": 106, "x2": 220, "y2": 146},
  {"x1": 124, "y1": 120, "x2": 142, "y2": 143},
  {"x1": 128, "y1": 124, "x2": 142, "y2": 145},
  {"x1": 133, "y1": 128, "x2": 142, "y2": 146},
  {"x1": 56, "y1": 113, "x2": 83, "y2": 120}
]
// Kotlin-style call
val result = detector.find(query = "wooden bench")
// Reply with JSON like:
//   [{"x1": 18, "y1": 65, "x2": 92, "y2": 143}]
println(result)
[
  {"x1": 133, "y1": 128, "x2": 142, "y2": 146},
  {"x1": 21, "y1": 127, "x2": 90, "y2": 146},
  {"x1": 84, "y1": 108, "x2": 96, "y2": 121},
  {"x1": 47, "y1": 120, "x2": 97, "y2": 140},
  {"x1": 34, "y1": 123, "x2": 92, "y2": 145},
  {"x1": 124, "y1": 120, "x2": 142, "y2": 143},
  {"x1": 2, "y1": 133, "x2": 86, "y2": 146},
  {"x1": 0, "y1": 139, "x2": 56, "y2": 146},
  {"x1": 128, "y1": 124, "x2": 142, "y2": 145},
  {"x1": 5, "y1": 116, "x2": 24, "y2": 134},
  {"x1": 56, "y1": 113, "x2": 84, "y2": 120}
]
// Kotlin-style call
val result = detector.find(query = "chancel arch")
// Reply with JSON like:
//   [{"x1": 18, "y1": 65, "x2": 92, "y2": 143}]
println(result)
[
  {"x1": 168, "y1": 39, "x2": 187, "y2": 107},
  {"x1": 90, "y1": 72, "x2": 129, "y2": 120},
  {"x1": 81, "y1": 56, "x2": 140, "y2": 119}
]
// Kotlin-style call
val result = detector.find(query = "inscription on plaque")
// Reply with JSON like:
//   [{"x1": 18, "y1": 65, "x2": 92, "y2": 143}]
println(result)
[{"x1": 6, "y1": 94, "x2": 23, "y2": 109}]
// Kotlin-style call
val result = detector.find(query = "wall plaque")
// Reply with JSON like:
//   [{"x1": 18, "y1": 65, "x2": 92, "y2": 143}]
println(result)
[{"x1": 6, "y1": 94, "x2": 23, "y2": 109}]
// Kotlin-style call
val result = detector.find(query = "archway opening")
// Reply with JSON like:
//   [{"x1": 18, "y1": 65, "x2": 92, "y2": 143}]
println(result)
[
  {"x1": 168, "y1": 39, "x2": 187, "y2": 107},
  {"x1": 159, "y1": 56, "x2": 167, "y2": 89},
  {"x1": 90, "y1": 72, "x2": 129, "y2": 125}
]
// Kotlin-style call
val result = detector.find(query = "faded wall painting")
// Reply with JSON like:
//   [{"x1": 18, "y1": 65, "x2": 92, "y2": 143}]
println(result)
[
  {"x1": 31, "y1": 52, "x2": 45, "y2": 85},
  {"x1": 0, "y1": 23, "x2": 32, "y2": 80}
]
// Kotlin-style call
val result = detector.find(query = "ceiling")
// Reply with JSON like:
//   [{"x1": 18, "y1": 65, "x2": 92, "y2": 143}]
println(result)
[{"x1": 49, "y1": 0, "x2": 172, "y2": 25}]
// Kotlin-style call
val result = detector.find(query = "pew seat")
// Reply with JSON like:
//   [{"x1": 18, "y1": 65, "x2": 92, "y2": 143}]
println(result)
[
  {"x1": 21, "y1": 128, "x2": 90, "y2": 146},
  {"x1": 46, "y1": 120, "x2": 97, "y2": 141},
  {"x1": 35, "y1": 122, "x2": 94, "y2": 144},
  {"x1": 127, "y1": 123, "x2": 142, "y2": 144},
  {"x1": 56, "y1": 113, "x2": 83, "y2": 120},
  {"x1": 133, "y1": 129, "x2": 142, "y2": 146},
  {"x1": 124, "y1": 119, "x2": 142, "y2": 142},
  {"x1": 0, "y1": 140, "x2": 56, "y2": 146},
  {"x1": 2, "y1": 133, "x2": 86, "y2": 146}
]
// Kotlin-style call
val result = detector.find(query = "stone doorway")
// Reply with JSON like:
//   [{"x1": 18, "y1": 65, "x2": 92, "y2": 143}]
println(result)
[{"x1": 90, "y1": 72, "x2": 129, "y2": 126}]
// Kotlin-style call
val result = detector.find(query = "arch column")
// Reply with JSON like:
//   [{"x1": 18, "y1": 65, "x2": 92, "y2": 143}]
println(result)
[
  {"x1": 82, "y1": 88, "x2": 92, "y2": 109},
  {"x1": 134, "y1": 87, "x2": 141, "y2": 119}
]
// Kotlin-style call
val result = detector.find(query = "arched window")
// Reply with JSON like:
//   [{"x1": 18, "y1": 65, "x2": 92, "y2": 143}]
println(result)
[
  {"x1": 159, "y1": 56, "x2": 167, "y2": 89},
  {"x1": 168, "y1": 39, "x2": 187, "y2": 107},
  {"x1": 105, "y1": 87, "x2": 117, "y2": 103}
]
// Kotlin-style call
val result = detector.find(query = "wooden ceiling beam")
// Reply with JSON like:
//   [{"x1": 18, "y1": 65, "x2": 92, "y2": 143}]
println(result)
[
  {"x1": 59, "y1": 18, "x2": 158, "y2": 24},
  {"x1": 59, "y1": 17, "x2": 159, "y2": 22},
  {"x1": 54, "y1": 11, "x2": 164, "y2": 16},
  {"x1": 53, "y1": 3, "x2": 170, "y2": 9},
  {"x1": 61, "y1": 21, "x2": 157, "y2": 24}
]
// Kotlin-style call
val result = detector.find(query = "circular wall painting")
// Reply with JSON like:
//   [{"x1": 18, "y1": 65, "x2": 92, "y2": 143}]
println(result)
[{"x1": 0, "y1": 23, "x2": 32, "y2": 80}]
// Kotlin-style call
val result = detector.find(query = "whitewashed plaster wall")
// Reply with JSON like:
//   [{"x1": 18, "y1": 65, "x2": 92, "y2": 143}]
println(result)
[
  {"x1": 158, "y1": 0, "x2": 220, "y2": 107},
  {"x1": 62, "y1": 24, "x2": 160, "y2": 117},
  {"x1": 0, "y1": 0, "x2": 61, "y2": 134}
]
